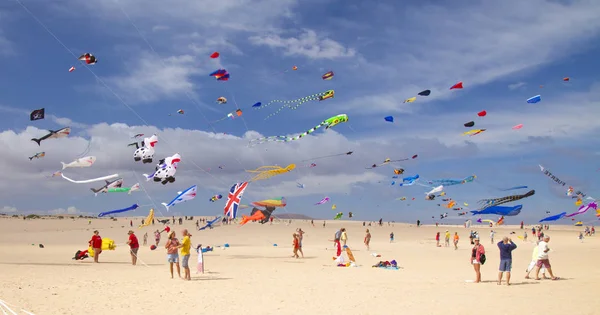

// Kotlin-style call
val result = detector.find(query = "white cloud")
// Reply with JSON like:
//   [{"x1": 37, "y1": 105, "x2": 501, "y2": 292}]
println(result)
[
  {"x1": 1, "y1": 206, "x2": 17, "y2": 213},
  {"x1": 508, "y1": 82, "x2": 527, "y2": 90},
  {"x1": 49, "y1": 206, "x2": 82, "y2": 215},
  {"x1": 249, "y1": 29, "x2": 356, "y2": 59}
]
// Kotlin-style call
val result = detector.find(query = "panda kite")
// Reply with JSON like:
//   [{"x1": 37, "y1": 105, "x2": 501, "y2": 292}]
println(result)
[
  {"x1": 132, "y1": 135, "x2": 158, "y2": 164},
  {"x1": 143, "y1": 153, "x2": 181, "y2": 185}
]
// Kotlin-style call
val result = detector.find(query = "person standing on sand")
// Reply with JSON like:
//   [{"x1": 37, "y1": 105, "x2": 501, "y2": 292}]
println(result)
[
  {"x1": 165, "y1": 231, "x2": 181, "y2": 279},
  {"x1": 143, "y1": 232, "x2": 148, "y2": 246},
  {"x1": 525, "y1": 241, "x2": 546, "y2": 279},
  {"x1": 323, "y1": 221, "x2": 326, "y2": 228},
  {"x1": 292, "y1": 233, "x2": 300, "y2": 258},
  {"x1": 130, "y1": 220, "x2": 133, "y2": 227},
  {"x1": 471, "y1": 237, "x2": 485, "y2": 283},
  {"x1": 296, "y1": 228, "x2": 305, "y2": 258},
  {"x1": 453, "y1": 232, "x2": 459, "y2": 250},
  {"x1": 523, "y1": 231, "x2": 528, "y2": 242},
  {"x1": 389, "y1": 232, "x2": 394, "y2": 243},
  {"x1": 333, "y1": 229, "x2": 342, "y2": 256},
  {"x1": 90, "y1": 230, "x2": 102, "y2": 263},
  {"x1": 340, "y1": 228, "x2": 348, "y2": 246},
  {"x1": 444, "y1": 230, "x2": 450, "y2": 247},
  {"x1": 497, "y1": 237, "x2": 517, "y2": 285},
  {"x1": 126, "y1": 230, "x2": 139, "y2": 266},
  {"x1": 490, "y1": 230, "x2": 496, "y2": 244},
  {"x1": 533, "y1": 235, "x2": 559, "y2": 280},
  {"x1": 435, "y1": 232, "x2": 441, "y2": 247},
  {"x1": 154, "y1": 230, "x2": 161, "y2": 246},
  {"x1": 178, "y1": 229, "x2": 191, "y2": 280},
  {"x1": 364, "y1": 229, "x2": 371, "y2": 250},
  {"x1": 417, "y1": 220, "x2": 420, "y2": 227}
]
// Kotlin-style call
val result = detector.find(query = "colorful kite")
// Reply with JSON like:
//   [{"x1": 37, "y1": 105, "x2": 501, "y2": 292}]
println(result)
[
  {"x1": 29, "y1": 152, "x2": 45, "y2": 160},
  {"x1": 209, "y1": 69, "x2": 229, "y2": 81},
  {"x1": 246, "y1": 164, "x2": 295, "y2": 181},
  {"x1": 224, "y1": 182, "x2": 248, "y2": 219},
  {"x1": 214, "y1": 109, "x2": 243, "y2": 123},
  {"x1": 450, "y1": 82, "x2": 463, "y2": 89},
  {"x1": 31, "y1": 127, "x2": 70, "y2": 146},
  {"x1": 143, "y1": 153, "x2": 181, "y2": 185},
  {"x1": 239, "y1": 211, "x2": 266, "y2": 226},
  {"x1": 470, "y1": 205, "x2": 522, "y2": 216},
  {"x1": 463, "y1": 129, "x2": 486, "y2": 136},
  {"x1": 210, "y1": 52, "x2": 219, "y2": 58},
  {"x1": 199, "y1": 216, "x2": 222, "y2": 230},
  {"x1": 538, "y1": 165, "x2": 586, "y2": 197},
  {"x1": 216, "y1": 97, "x2": 227, "y2": 104},
  {"x1": 527, "y1": 95, "x2": 541, "y2": 103},
  {"x1": 478, "y1": 190, "x2": 535, "y2": 210},
  {"x1": 427, "y1": 175, "x2": 476, "y2": 186},
  {"x1": 334, "y1": 212, "x2": 343, "y2": 220},
  {"x1": 78, "y1": 53, "x2": 97, "y2": 65},
  {"x1": 254, "y1": 90, "x2": 334, "y2": 120},
  {"x1": 210, "y1": 194, "x2": 222, "y2": 202},
  {"x1": 565, "y1": 202, "x2": 597, "y2": 217},
  {"x1": 139, "y1": 208, "x2": 154, "y2": 228},
  {"x1": 98, "y1": 204, "x2": 139, "y2": 217},
  {"x1": 251, "y1": 197, "x2": 287, "y2": 208},
  {"x1": 249, "y1": 206, "x2": 277, "y2": 224},
  {"x1": 91, "y1": 178, "x2": 124, "y2": 196},
  {"x1": 322, "y1": 71, "x2": 334, "y2": 80},
  {"x1": 315, "y1": 197, "x2": 330, "y2": 205},
  {"x1": 248, "y1": 114, "x2": 347, "y2": 146},
  {"x1": 563, "y1": 77, "x2": 569, "y2": 81},
  {"x1": 161, "y1": 185, "x2": 197, "y2": 211}
]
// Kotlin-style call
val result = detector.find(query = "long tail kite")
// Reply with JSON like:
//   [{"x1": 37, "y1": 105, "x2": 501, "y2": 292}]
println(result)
[
  {"x1": 248, "y1": 114, "x2": 347, "y2": 147},
  {"x1": 255, "y1": 90, "x2": 335, "y2": 120}
]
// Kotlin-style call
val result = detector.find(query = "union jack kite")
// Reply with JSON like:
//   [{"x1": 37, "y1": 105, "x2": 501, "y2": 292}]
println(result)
[{"x1": 224, "y1": 182, "x2": 248, "y2": 219}]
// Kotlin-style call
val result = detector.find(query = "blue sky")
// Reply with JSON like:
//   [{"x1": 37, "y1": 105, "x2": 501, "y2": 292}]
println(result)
[{"x1": 1, "y1": 0, "x2": 599, "y2": 224}]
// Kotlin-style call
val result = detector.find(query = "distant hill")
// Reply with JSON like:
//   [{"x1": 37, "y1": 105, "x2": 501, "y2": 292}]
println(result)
[{"x1": 274, "y1": 213, "x2": 315, "y2": 220}]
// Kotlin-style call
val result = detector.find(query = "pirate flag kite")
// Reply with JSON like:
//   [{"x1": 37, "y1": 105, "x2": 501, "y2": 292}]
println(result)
[{"x1": 30, "y1": 108, "x2": 45, "y2": 121}]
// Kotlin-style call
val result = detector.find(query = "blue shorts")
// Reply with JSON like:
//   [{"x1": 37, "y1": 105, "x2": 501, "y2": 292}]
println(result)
[
  {"x1": 167, "y1": 253, "x2": 179, "y2": 263},
  {"x1": 181, "y1": 254, "x2": 190, "y2": 268},
  {"x1": 499, "y1": 259, "x2": 512, "y2": 272}
]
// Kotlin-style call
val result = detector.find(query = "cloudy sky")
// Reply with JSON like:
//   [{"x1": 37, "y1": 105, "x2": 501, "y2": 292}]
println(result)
[{"x1": 1, "y1": 0, "x2": 599, "y2": 224}]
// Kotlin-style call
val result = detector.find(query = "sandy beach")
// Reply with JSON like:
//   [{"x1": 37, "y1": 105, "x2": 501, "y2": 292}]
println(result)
[{"x1": 0, "y1": 217, "x2": 598, "y2": 315}]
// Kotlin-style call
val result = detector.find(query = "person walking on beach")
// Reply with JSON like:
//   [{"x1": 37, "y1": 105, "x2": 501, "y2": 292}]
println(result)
[
  {"x1": 490, "y1": 230, "x2": 496, "y2": 244},
  {"x1": 143, "y1": 232, "x2": 148, "y2": 246},
  {"x1": 389, "y1": 231, "x2": 394, "y2": 243},
  {"x1": 126, "y1": 230, "x2": 139, "y2": 266},
  {"x1": 470, "y1": 237, "x2": 485, "y2": 283},
  {"x1": 292, "y1": 233, "x2": 300, "y2": 258},
  {"x1": 296, "y1": 228, "x2": 305, "y2": 258},
  {"x1": 525, "y1": 241, "x2": 547, "y2": 279},
  {"x1": 435, "y1": 232, "x2": 441, "y2": 247},
  {"x1": 165, "y1": 231, "x2": 181, "y2": 279},
  {"x1": 453, "y1": 232, "x2": 459, "y2": 250},
  {"x1": 578, "y1": 232, "x2": 584, "y2": 242},
  {"x1": 533, "y1": 235, "x2": 558, "y2": 280},
  {"x1": 90, "y1": 230, "x2": 102, "y2": 263},
  {"x1": 178, "y1": 229, "x2": 191, "y2": 280},
  {"x1": 520, "y1": 221, "x2": 524, "y2": 229},
  {"x1": 523, "y1": 231, "x2": 528, "y2": 242},
  {"x1": 497, "y1": 237, "x2": 517, "y2": 285},
  {"x1": 340, "y1": 228, "x2": 348, "y2": 247},
  {"x1": 130, "y1": 220, "x2": 133, "y2": 227},
  {"x1": 444, "y1": 230, "x2": 450, "y2": 247},
  {"x1": 154, "y1": 229, "x2": 161, "y2": 246},
  {"x1": 364, "y1": 229, "x2": 371, "y2": 250}
]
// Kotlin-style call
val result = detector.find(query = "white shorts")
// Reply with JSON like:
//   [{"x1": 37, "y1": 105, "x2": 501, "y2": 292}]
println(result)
[
  {"x1": 472, "y1": 259, "x2": 480, "y2": 264},
  {"x1": 527, "y1": 261, "x2": 545, "y2": 272}
]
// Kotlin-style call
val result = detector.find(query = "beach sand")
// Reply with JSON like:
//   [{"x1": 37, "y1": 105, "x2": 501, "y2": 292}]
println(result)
[{"x1": 0, "y1": 216, "x2": 598, "y2": 315}]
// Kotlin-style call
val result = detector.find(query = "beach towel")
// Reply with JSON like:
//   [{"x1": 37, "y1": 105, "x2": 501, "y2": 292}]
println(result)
[{"x1": 372, "y1": 260, "x2": 398, "y2": 269}]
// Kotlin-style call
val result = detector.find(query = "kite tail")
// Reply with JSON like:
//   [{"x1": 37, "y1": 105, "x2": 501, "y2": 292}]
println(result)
[
  {"x1": 161, "y1": 202, "x2": 170, "y2": 212},
  {"x1": 142, "y1": 174, "x2": 152, "y2": 181},
  {"x1": 31, "y1": 138, "x2": 41, "y2": 146},
  {"x1": 61, "y1": 162, "x2": 67, "y2": 170}
]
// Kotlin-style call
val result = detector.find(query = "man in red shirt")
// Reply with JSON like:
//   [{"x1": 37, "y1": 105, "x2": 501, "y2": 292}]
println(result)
[
  {"x1": 126, "y1": 230, "x2": 140, "y2": 265},
  {"x1": 90, "y1": 230, "x2": 102, "y2": 263}
]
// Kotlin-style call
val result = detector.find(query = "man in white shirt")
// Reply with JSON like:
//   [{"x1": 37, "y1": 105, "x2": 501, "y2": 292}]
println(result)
[{"x1": 533, "y1": 235, "x2": 558, "y2": 280}]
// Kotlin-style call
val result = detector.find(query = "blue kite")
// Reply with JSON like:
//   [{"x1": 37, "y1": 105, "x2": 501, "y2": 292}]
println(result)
[
  {"x1": 199, "y1": 216, "x2": 222, "y2": 230},
  {"x1": 98, "y1": 204, "x2": 139, "y2": 217},
  {"x1": 539, "y1": 212, "x2": 566, "y2": 222},
  {"x1": 527, "y1": 95, "x2": 541, "y2": 104},
  {"x1": 471, "y1": 205, "x2": 522, "y2": 216}
]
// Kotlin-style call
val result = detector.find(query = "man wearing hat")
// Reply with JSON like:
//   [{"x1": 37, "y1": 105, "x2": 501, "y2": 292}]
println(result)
[{"x1": 126, "y1": 230, "x2": 140, "y2": 265}]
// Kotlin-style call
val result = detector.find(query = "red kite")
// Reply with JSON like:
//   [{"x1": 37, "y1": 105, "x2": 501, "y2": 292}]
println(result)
[
  {"x1": 477, "y1": 110, "x2": 486, "y2": 117},
  {"x1": 450, "y1": 81, "x2": 463, "y2": 89},
  {"x1": 563, "y1": 77, "x2": 569, "y2": 81},
  {"x1": 210, "y1": 52, "x2": 219, "y2": 58}
]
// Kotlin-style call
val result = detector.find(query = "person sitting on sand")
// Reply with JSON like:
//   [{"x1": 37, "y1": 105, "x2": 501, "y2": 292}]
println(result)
[
  {"x1": 165, "y1": 231, "x2": 181, "y2": 279},
  {"x1": 89, "y1": 230, "x2": 102, "y2": 263},
  {"x1": 471, "y1": 237, "x2": 485, "y2": 283},
  {"x1": 292, "y1": 233, "x2": 300, "y2": 258},
  {"x1": 453, "y1": 232, "x2": 459, "y2": 250},
  {"x1": 364, "y1": 229, "x2": 371, "y2": 250},
  {"x1": 126, "y1": 230, "x2": 139, "y2": 266},
  {"x1": 533, "y1": 235, "x2": 558, "y2": 280}
]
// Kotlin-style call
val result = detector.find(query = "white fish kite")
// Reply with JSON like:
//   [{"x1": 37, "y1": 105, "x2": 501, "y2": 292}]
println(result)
[
  {"x1": 426, "y1": 185, "x2": 444, "y2": 196},
  {"x1": 108, "y1": 183, "x2": 140, "y2": 194},
  {"x1": 61, "y1": 173, "x2": 119, "y2": 184},
  {"x1": 315, "y1": 197, "x2": 330, "y2": 205},
  {"x1": 61, "y1": 156, "x2": 96, "y2": 170},
  {"x1": 161, "y1": 185, "x2": 197, "y2": 211}
]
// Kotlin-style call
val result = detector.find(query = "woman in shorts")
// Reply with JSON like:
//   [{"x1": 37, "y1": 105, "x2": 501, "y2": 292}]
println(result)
[
  {"x1": 165, "y1": 231, "x2": 181, "y2": 279},
  {"x1": 470, "y1": 237, "x2": 485, "y2": 283}
]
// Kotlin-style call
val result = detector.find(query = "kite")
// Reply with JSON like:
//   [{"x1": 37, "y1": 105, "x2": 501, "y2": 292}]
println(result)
[
  {"x1": 210, "y1": 52, "x2": 219, "y2": 58},
  {"x1": 470, "y1": 205, "x2": 522, "y2": 216},
  {"x1": 397, "y1": 174, "x2": 419, "y2": 186},
  {"x1": 30, "y1": 108, "x2": 45, "y2": 121},
  {"x1": 255, "y1": 90, "x2": 335, "y2": 120},
  {"x1": 251, "y1": 197, "x2": 286, "y2": 208},
  {"x1": 177, "y1": 109, "x2": 184, "y2": 114},
  {"x1": 463, "y1": 129, "x2": 486, "y2": 136},
  {"x1": 478, "y1": 190, "x2": 535, "y2": 209},
  {"x1": 29, "y1": 152, "x2": 45, "y2": 160},
  {"x1": 108, "y1": 183, "x2": 140, "y2": 194},
  {"x1": 143, "y1": 153, "x2": 181, "y2": 185},
  {"x1": 464, "y1": 121, "x2": 475, "y2": 127},
  {"x1": 394, "y1": 168, "x2": 404, "y2": 175},
  {"x1": 322, "y1": 71, "x2": 334, "y2": 80},
  {"x1": 332, "y1": 204, "x2": 337, "y2": 210},
  {"x1": 565, "y1": 202, "x2": 597, "y2": 217},
  {"x1": 292, "y1": 66, "x2": 298, "y2": 70},
  {"x1": 477, "y1": 219, "x2": 494, "y2": 225},
  {"x1": 477, "y1": 111, "x2": 487, "y2": 117},
  {"x1": 445, "y1": 200, "x2": 456, "y2": 208},
  {"x1": 139, "y1": 208, "x2": 154, "y2": 228},
  {"x1": 348, "y1": 212, "x2": 353, "y2": 218},
  {"x1": 209, "y1": 194, "x2": 222, "y2": 202},
  {"x1": 161, "y1": 185, "x2": 197, "y2": 211},
  {"x1": 62, "y1": 173, "x2": 119, "y2": 184},
  {"x1": 98, "y1": 204, "x2": 139, "y2": 217},
  {"x1": 426, "y1": 185, "x2": 444, "y2": 196},
  {"x1": 209, "y1": 69, "x2": 229, "y2": 81},
  {"x1": 199, "y1": 216, "x2": 222, "y2": 230},
  {"x1": 527, "y1": 95, "x2": 541, "y2": 104},
  {"x1": 450, "y1": 82, "x2": 463, "y2": 89},
  {"x1": 574, "y1": 221, "x2": 583, "y2": 226},
  {"x1": 563, "y1": 77, "x2": 569, "y2": 81},
  {"x1": 216, "y1": 97, "x2": 227, "y2": 104},
  {"x1": 501, "y1": 186, "x2": 528, "y2": 191},
  {"x1": 132, "y1": 134, "x2": 158, "y2": 164},
  {"x1": 224, "y1": 182, "x2": 249, "y2": 219},
  {"x1": 496, "y1": 217, "x2": 505, "y2": 225},
  {"x1": 334, "y1": 212, "x2": 343, "y2": 220},
  {"x1": 366, "y1": 156, "x2": 418, "y2": 169},
  {"x1": 87, "y1": 238, "x2": 116, "y2": 257},
  {"x1": 427, "y1": 175, "x2": 476, "y2": 186},
  {"x1": 301, "y1": 151, "x2": 353, "y2": 162},
  {"x1": 61, "y1": 156, "x2": 96, "y2": 170},
  {"x1": 384, "y1": 116, "x2": 394, "y2": 123},
  {"x1": 404, "y1": 97, "x2": 416, "y2": 103},
  {"x1": 539, "y1": 212, "x2": 566, "y2": 222},
  {"x1": 246, "y1": 207, "x2": 273, "y2": 224},
  {"x1": 132, "y1": 134, "x2": 144, "y2": 138},
  {"x1": 31, "y1": 127, "x2": 70, "y2": 146},
  {"x1": 251, "y1": 102, "x2": 262, "y2": 107},
  {"x1": 246, "y1": 164, "x2": 295, "y2": 181},
  {"x1": 239, "y1": 211, "x2": 266, "y2": 226},
  {"x1": 248, "y1": 114, "x2": 347, "y2": 146},
  {"x1": 296, "y1": 183, "x2": 305, "y2": 188},
  {"x1": 91, "y1": 178, "x2": 124, "y2": 196},
  {"x1": 538, "y1": 165, "x2": 586, "y2": 198},
  {"x1": 315, "y1": 197, "x2": 330, "y2": 205},
  {"x1": 69, "y1": 66, "x2": 75, "y2": 72},
  {"x1": 512, "y1": 124, "x2": 523, "y2": 130},
  {"x1": 78, "y1": 53, "x2": 97, "y2": 65},
  {"x1": 418, "y1": 90, "x2": 431, "y2": 96}
]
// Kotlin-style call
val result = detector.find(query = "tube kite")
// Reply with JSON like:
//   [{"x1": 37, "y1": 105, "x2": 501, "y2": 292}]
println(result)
[
  {"x1": 108, "y1": 183, "x2": 140, "y2": 194},
  {"x1": 248, "y1": 114, "x2": 347, "y2": 147},
  {"x1": 315, "y1": 197, "x2": 330, "y2": 205},
  {"x1": 565, "y1": 202, "x2": 597, "y2": 217},
  {"x1": 470, "y1": 205, "x2": 522, "y2": 216},
  {"x1": 98, "y1": 204, "x2": 139, "y2": 217},
  {"x1": 539, "y1": 212, "x2": 566, "y2": 222},
  {"x1": 139, "y1": 209, "x2": 154, "y2": 228},
  {"x1": 246, "y1": 164, "x2": 295, "y2": 181},
  {"x1": 255, "y1": 90, "x2": 335, "y2": 120},
  {"x1": 427, "y1": 176, "x2": 476, "y2": 186},
  {"x1": 62, "y1": 173, "x2": 119, "y2": 184},
  {"x1": 478, "y1": 190, "x2": 535, "y2": 209}
]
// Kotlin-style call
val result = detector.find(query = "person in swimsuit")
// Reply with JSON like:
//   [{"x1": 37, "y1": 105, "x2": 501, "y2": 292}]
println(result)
[
  {"x1": 296, "y1": 228, "x2": 305, "y2": 258},
  {"x1": 292, "y1": 233, "x2": 300, "y2": 258},
  {"x1": 165, "y1": 231, "x2": 181, "y2": 279},
  {"x1": 471, "y1": 237, "x2": 485, "y2": 283},
  {"x1": 364, "y1": 229, "x2": 371, "y2": 250}
]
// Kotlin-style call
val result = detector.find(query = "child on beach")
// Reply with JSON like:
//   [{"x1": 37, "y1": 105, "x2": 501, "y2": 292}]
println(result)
[
  {"x1": 390, "y1": 232, "x2": 394, "y2": 243},
  {"x1": 292, "y1": 233, "x2": 300, "y2": 258}
]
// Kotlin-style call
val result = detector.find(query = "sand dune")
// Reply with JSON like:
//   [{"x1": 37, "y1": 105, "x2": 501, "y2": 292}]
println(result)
[{"x1": 0, "y1": 217, "x2": 598, "y2": 315}]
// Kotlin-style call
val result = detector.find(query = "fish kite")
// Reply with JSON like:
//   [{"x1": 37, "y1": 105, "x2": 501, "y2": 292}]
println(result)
[
  {"x1": 98, "y1": 204, "x2": 139, "y2": 217},
  {"x1": 78, "y1": 53, "x2": 97, "y2": 65},
  {"x1": 144, "y1": 153, "x2": 181, "y2": 185},
  {"x1": 527, "y1": 95, "x2": 541, "y2": 104},
  {"x1": 315, "y1": 197, "x2": 330, "y2": 205},
  {"x1": 30, "y1": 108, "x2": 45, "y2": 121},
  {"x1": 322, "y1": 71, "x2": 334, "y2": 80},
  {"x1": 209, "y1": 69, "x2": 229, "y2": 81},
  {"x1": 108, "y1": 183, "x2": 140, "y2": 194},
  {"x1": 248, "y1": 114, "x2": 347, "y2": 146},
  {"x1": 239, "y1": 211, "x2": 266, "y2": 226},
  {"x1": 29, "y1": 152, "x2": 45, "y2": 160},
  {"x1": 210, "y1": 194, "x2": 222, "y2": 202},
  {"x1": 249, "y1": 206, "x2": 276, "y2": 224},
  {"x1": 470, "y1": 205, "x2": 522, "y2": 216},
  {"x1": 463, "y1": 129, "x2": 486, "y2": 136},
  {"x1": 246, "y1": 164, "x2": 295, "y2": 181},
  {"x1": 61, "y1": 156, "x2": 96, "y2": 170},
  {"x1": 450, "y1": 82, "x2": 463, "y2": 89},
  {"x1": 426, "y1": 185, "x2": 444, "y2": 196},
  {"x1": 224, "y1": 182, "x2": 249, "y2": 219},
  {"x1": 62, "y1": 173, "x2": 119, "y2": 184},
  {"x1": 132, "y1": 134, "x2": 158, "y2": 164},
  {"x1": 254, "y1": 90, "x2": 335, "y2": 120},
  {"x1": 91, "y1": 178, "x2": 124, "y2": 196},
  {"x1": 478, "y1": 190, "x2": 535, "y2": 210},
  {"x1": 199, "y1": 216, "x2": 222, "y2": 230},
  {"x1": 162, "y1": 185, "x2": 197, "y2": 211},
  {"x1": 31, "y1": 127, "x2": 71, "y2": 146}
]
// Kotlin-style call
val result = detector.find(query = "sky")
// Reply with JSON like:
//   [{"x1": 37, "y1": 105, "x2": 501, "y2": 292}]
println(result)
[{"x1": 0, "y1": 0, "x2": 599, "y2": 224}]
